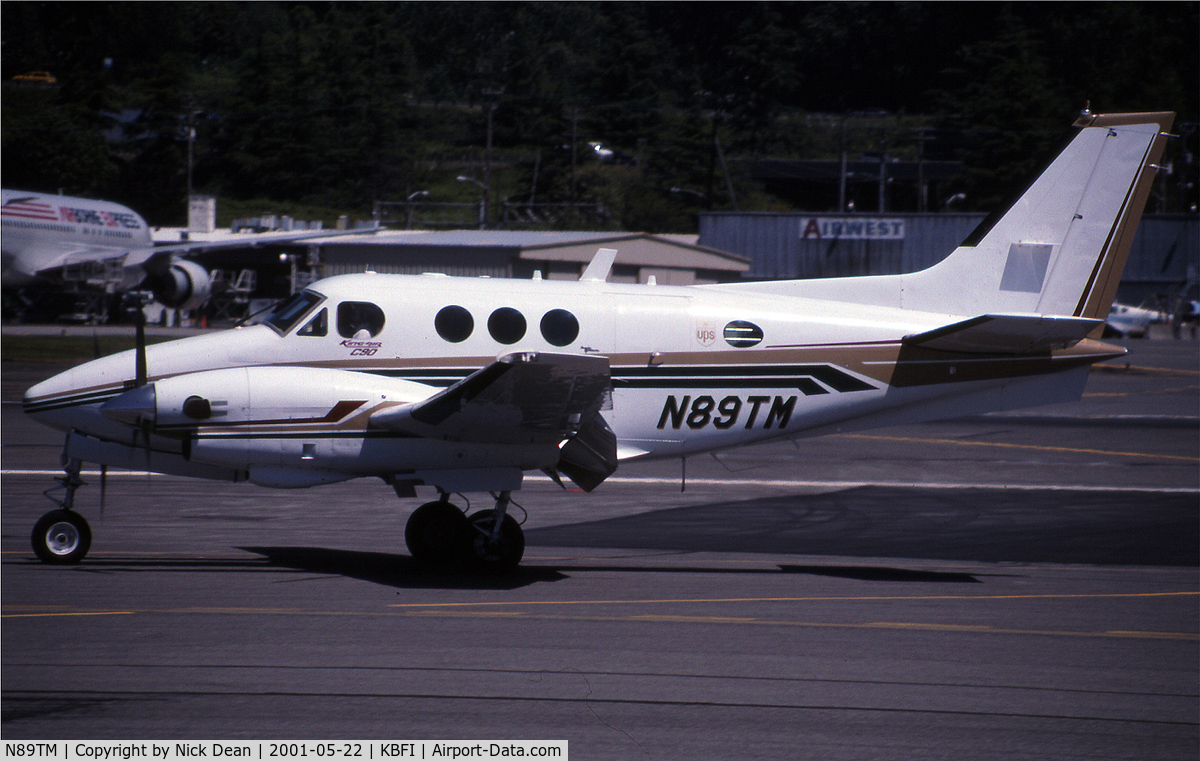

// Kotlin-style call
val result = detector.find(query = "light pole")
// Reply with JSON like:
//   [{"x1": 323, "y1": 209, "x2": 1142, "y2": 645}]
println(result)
[
  {"x1": 670, "y1": 186, "x2": 707, "y2": 202},
  {"x1": 406, "y1": 190, "x2": 429, "y2": 229},
  {"x1": 457, "y1": 176, "x2": 488, "y2": 230},
  {"x1": 186, "y1": 110, "x2": 202, "y2": 204}
]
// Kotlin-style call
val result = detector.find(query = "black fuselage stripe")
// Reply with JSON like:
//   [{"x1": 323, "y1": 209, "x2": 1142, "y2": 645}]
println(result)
[
  {"x1": 23, "y1": 363, "x2": 877, "y2": 415},
  {"x1": 191, "y1": 431, "x2": 416, "y2": 440},
  {"x1": 372, "y1": 364, "x2": 877, "y2": 392}
]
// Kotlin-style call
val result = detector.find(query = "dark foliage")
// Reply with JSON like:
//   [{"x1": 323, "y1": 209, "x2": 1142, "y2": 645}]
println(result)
[{"x1": 3, "y1": 2, "x2": 1196, "y2": 228}]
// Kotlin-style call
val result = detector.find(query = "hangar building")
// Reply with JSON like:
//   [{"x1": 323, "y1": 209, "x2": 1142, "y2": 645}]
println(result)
[{"x1": 286, "y1": 230, "x2": 750, "y2": 286}]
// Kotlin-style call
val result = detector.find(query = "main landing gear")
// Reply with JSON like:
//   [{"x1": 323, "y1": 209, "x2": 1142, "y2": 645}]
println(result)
[
  {"x1": 404, "y1": 491, "x2": 525, "y2": 574},
  {"x1": 31, "y1": 457, "x2": 93, "y2": 564}
]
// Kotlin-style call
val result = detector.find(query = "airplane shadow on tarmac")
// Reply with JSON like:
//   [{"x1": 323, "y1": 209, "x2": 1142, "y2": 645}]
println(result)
[
  {"x1": 13, "y1": 485, "x2": 1189, "y2": 591},
  {"x1": 234, "y1": 546, "x2": 986, "y2": 589},
  {"x1": 239, "y1": 546, "x2": 570, "y2": 591},
  {"x1": 525, "y1": 485, "x2": 1200, "y2": 567},
  {"x1": 237, "y1": 483, "x2": 1196, "y2": 589}
]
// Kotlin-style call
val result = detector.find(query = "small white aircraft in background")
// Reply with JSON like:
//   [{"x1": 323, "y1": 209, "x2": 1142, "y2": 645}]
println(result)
[
  {"x1": 1105, "y1": 302, "x2": 1166, "y2": 338},
  {"x1": 22, "y1": 111, "x2": 1175, "y2": 573},
  {"x1": 1, "y1": 189, "x2": 373, "y2": 314}
]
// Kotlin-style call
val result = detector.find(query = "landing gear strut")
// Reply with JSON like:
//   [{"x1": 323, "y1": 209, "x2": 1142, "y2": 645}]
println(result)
[
  {"x1": 403, "y1": 490, "x2": 525, "y2": 574},
  {"x1": 464, "y1": 491, "x2": 525, "y2": 574},
  {"x1": 32, "y1": 457, "x2": 93, "y2": 564}
]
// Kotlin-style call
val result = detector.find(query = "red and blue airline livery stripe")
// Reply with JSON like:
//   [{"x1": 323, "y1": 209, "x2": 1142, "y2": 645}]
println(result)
[{"x1": 1, "y1": 200, "x2": 59, "y2": 222}]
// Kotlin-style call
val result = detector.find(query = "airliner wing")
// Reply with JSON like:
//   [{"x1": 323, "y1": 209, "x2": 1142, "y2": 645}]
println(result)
[
  {"x1": 28, "y1": 244, "x2": 131, "y2": 277},
  {"x1": 370, "y1": 352, "x2": 612, "y2": 446},
  {"x1": 20, "y1": 229, "x2": 379, "y2": 285},
  {"x1": 121, "y1": 226, "x2": 381, "y2": 270},
  {"x1": 903, "y1": 314, "x2": 1104, "y2": 354}
]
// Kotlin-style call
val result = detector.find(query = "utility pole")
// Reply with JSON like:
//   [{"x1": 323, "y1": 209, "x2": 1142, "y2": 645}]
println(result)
[
  {"x1": 570, "y1": 107, "x2": 579, "y2": 202},
  {"x1": 877, "y1": 128, "x2": 889, "y2": 213},
  {"x1": 707, "y1": 115, "x2": 718, "y2": 210},
  {"x1": 915, "y1": 127, "x2": 930, "y2": 213},
  {"x1": 839, "y1": 116, "x2": 848, "y2": 213},
  {"x1": 482, "y1": 88, "x2": 502, "y2": 229}
]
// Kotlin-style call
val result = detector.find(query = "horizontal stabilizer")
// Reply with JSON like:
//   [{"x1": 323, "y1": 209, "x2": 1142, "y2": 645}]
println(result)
[
  {"x1": 370, "y1": 352, "x2": 612, "y2": 445},
  {"x1": 903, "y1": 314, "x2": 1104, "y2": 354}
]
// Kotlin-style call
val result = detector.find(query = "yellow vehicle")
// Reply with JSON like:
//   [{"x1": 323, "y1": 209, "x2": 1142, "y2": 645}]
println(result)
[{"x1": 13, "y1": 71, "x2": 56, "y2": 84}]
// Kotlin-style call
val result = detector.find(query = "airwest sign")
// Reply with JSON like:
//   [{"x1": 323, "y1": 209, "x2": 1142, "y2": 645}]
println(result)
[{"x1": 801, "y1": 217, "x2": 905, "y2": 240}]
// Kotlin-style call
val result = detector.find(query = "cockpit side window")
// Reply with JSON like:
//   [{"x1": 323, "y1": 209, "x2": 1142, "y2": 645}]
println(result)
[
  {"x1": 337, "y1": 301, "x2": 386, "y2": 339},
  {"x1": 297, "y1": 308, "x2": 328, "y2": 337},
  {"x1": 265, "y1": 290, "x2": 324, "y2": 335}
]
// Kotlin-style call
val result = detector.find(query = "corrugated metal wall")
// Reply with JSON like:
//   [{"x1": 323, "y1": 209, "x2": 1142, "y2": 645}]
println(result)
[
  {"x1": 1120, "y1": 215, "x2": 1199, "y2": 289},
  {"x1": 698, "y1": 212, "x2": 985, "y2": 279},
  {"x1": 699, "y1": 213, "x2": 1199, "y2": 295}
]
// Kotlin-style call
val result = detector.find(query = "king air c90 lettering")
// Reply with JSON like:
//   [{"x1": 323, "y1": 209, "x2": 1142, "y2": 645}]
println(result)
[{"x1": 17, "y1": 111, "x2": 1176, "y2": 575}]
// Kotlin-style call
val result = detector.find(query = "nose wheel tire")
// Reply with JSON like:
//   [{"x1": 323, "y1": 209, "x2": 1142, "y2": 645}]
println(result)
[
  {"x1": 405, "y1": 500, "x2": 468, "y2": 565},
  {"x1": 464, "y1": 510, "x2": 525, "y2": 574},
  {"x1": 32, "y1": 509, "x2": 92, "y2": 564}
]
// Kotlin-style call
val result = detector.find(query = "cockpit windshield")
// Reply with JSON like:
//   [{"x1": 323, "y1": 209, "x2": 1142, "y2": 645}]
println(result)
[{"x1": 264, "y1": 290, "x2": 324, "y2": 335}]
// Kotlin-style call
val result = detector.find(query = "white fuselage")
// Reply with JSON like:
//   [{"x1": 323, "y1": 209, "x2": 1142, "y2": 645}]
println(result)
[{"x1": 24, "y1": 271, "x2": 1111, "y2": 491}]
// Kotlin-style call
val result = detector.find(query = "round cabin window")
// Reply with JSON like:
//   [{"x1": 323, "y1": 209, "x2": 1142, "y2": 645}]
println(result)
[
  {"x1": 540, "y1": 309, "x2": 580, "y2": 347},
  {"x1": 488, "y1": 307, "x2": 527, "y2": 345},
  {"x1": 435, "y1": 305, "x2": 474, "y2": 343}
]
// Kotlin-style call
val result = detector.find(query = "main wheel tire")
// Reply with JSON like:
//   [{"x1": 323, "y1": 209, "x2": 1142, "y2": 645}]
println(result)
[
  {"x1": 405, "y1": 500, "x2": 468, "y2": 565},
  {"x1": 32, "y1": 509, "x2": 92, "y2": 565},
  {"x1": 464, "y1": 510, "x2": 525, "y2": 575}
]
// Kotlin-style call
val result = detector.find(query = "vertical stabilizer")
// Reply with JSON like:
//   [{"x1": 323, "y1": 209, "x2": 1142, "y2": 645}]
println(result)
[
  {"x1": 906, "y1": 111, "x2": 1174, "y2": 319},
  {"x1": 708, "y1": 112, "x2": 1175, "y2": 325}
]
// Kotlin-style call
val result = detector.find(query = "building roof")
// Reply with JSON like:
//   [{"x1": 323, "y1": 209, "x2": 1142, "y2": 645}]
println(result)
[{"x1": 314, "y1": 229, "x2": 750, "y2": 272}]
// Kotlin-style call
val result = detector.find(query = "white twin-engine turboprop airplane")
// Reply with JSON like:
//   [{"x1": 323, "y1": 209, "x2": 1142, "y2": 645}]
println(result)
[{"x1": 23, "y1": 111, "x2": 1174, "y2": 572}]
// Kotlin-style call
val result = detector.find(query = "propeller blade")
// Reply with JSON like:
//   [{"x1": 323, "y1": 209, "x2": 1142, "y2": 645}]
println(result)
[
  {"x1": 143, "y1": 421, "x2": 152, "y2": 473},
  {"x1": 99, "y1": 464, "x2": 107, "y2": 517},
  {"x1": 134, "y1": 306, "x2": 148, "y2": 387}
]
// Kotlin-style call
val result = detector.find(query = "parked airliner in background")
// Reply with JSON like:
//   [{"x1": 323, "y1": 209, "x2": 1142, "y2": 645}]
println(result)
[
  {"x1": 1, "y1": 189, "x2": 373, "y2": 314},
  {"x1": 22, "y1": 111, "x2": 1175, "y2": 573}
]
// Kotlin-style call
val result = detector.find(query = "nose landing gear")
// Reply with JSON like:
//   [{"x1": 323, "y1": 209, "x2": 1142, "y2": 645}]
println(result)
[{"x1": 32, "y1": 457, "x2": 93, "y2": 564}]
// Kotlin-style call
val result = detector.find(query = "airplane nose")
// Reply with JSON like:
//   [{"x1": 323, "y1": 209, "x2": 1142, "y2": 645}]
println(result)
[
  {"x1": 22, "y1": 366, "x2": 82, "y2": 423},
  {"x1": 99, "y1": 384, "x2": 157, "y2": 426}
]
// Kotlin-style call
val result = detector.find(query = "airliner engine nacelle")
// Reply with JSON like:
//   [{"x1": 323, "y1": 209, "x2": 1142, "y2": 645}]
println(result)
[{"x1": 146, "y1": 258, "x2": 212, "y2": 310}]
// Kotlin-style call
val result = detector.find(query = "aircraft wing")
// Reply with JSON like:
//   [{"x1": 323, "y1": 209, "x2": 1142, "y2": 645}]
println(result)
[
  {"x1": 370, "y1": 352, "x2": 613, "y2": 446},
  {"x1": 26, "y1": 243, "x2": 133, "y2": 278},
  {"x1": 903, "y1": 314, "x2": 1105, "y2": 354},
  {"x1": 122, "y1": 226, "x2": 381, "y2": 271},
  {"x1": 17, "y1": 228, "x2": 380, "y2": 288}
]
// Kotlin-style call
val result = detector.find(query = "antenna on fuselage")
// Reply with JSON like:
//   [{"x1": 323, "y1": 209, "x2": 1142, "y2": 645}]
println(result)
[{"x1": 580, "y1": 248, "x2": 617, "y2": 282}]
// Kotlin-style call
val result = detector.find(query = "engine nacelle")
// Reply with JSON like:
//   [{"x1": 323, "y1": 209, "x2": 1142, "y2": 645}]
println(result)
[
  {"x1": 147, "y1": 258, "x2": 212, "y2": 310},
  {"x1": 98, "y1": 365, "x2": 558, "y2": 487},
  {"x1": 98, "y1": 364, "x2": 567, "y2": 488}
]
